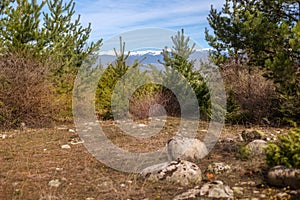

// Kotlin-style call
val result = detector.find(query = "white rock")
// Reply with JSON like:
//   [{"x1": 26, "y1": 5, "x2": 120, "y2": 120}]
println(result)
[
  {"x1": 246, "y1": 139, "x2": 267, "y2": 156},
  {"x1": 141, "y1": 159, "x2": 202, "y2": 186},
  {"x1": 70, "y1": 137, "x2": 84, "y2": 145},
  {"x1": 267, "y1": 166, "x2": 300, "y2": 189},
  {"x1": 48, "y1": 179, "x2": 61, "y2": 187},
  {"x1": 232, "y1": 187, "x2": 244, "y2": 195},
  {"x1": 68, "y1": 129, "x2": 76, "y2": 133},
  {"x1": 167, "y1": 136, "x2": 208, "y2": 161},
  {"x1": 174, "y1": 180, "x2": 234, "y2": 200},
  {"x1": 120, "y1": 183, "x2": 126, "y2": 187},
  {"x1": 173, "y1": 186, "x2": 202, "y2": 200},
  {"x1": 0, "y1": 134, "x2": 7, "y2": 139},
  {"x1": 200, "y1": 181, "x2": 234, "y2": 199},
  {"x1": 207, "y1": 162, "x2": 231, "y2": 174},
  {"x1": 138, "y1": 124, "x2": 147, "y2": 127},
  {"x1": 61, "y1": 144, "x2": 71, "y2": 149}
]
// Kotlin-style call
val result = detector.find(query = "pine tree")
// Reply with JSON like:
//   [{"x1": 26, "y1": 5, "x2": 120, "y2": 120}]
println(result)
[
  {"x1": 205, "y1": 0, "x2": 300, "y2": 123},
  {"x1": 0, "y1": 0, "x2": 102, "y2": 91},
  {"x1": 161, "y1": 29, "x2": 210, "y2": 117}
]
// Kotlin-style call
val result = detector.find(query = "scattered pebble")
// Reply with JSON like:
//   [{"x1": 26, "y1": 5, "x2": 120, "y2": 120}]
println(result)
[
  {"x1": 120, "y1": 183, "x2": 126, "y2": 187},
  {"x1": 68, "y1": 129, "x2": 76, "y2": 133},
  {"x1": 260, "y1": 194, "x2": 267, "y2": 198},
  {"x1": 240, "y1": 181, "x2": 256, "y2": 186},
  {"x1": 0, "y1": 134, "x2": 7, "y2": 139},
  {"x1": 137, "y1": 124, "x2": 147, "y2": 127},
  {"x1": 61, "y1": 144, "x2": 71, "y2": 149},
  {"x1": 70, "y1": 138, "x2": 84, "y2": 145},
  {"x1": 55, "y1": 167, "x2": 63, "y2": 171},
  {"x1": 232, "y1": 187, "x2": 244, "y2": 195},
  {"x1": 48, "y1": 179, "x2": 61, "y2": 187}
]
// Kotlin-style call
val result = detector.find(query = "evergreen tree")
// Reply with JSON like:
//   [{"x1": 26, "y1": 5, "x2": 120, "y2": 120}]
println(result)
[
  {"x1": 205, "y1": 0, "x2": 300, "y2": 123},
  {"x1": 96, "y1": 38, "x2": 146, "y2": 119},
  {"x1": 0, "y1": 0, "x2": 102, "y2": 92},
  {"x1": 161, "y1": 29, "x2": 210, "y2": 117}
]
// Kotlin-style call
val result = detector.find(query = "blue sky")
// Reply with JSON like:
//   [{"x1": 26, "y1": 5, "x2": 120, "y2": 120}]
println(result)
[{"x1": 72, "y1": 0, "x2": 225, "y2": 50}]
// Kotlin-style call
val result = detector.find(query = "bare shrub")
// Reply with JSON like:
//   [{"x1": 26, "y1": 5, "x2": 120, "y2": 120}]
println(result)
[
  {"x1": 221, "y1": 61, "x2": 278, "y2": 123},
  {"x1": 0, "y1": 53, "x2": 56, "y2": 129},
  {"x1": 129, "y1": 88, "x2": 180, "y2": 120}
]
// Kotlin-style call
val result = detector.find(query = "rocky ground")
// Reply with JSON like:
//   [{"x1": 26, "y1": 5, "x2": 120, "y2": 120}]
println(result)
[{"x1": 0, "y1": 117, "x2": 299, "y2": 200}]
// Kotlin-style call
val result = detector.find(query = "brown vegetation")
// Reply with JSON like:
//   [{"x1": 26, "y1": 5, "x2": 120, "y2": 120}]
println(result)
[{"x1": 0, "y1": 53, "x2": 56, "y2": 129}]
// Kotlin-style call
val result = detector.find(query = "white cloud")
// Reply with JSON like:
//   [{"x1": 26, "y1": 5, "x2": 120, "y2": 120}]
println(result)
[{"x1": 73, "y1": 0, "x2": 225, "y2": 48}]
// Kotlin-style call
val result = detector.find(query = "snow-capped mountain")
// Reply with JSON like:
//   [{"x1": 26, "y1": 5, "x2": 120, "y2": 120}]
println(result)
[{"x1": 98, "y1": 49, "x2": 210, "y2": 68}]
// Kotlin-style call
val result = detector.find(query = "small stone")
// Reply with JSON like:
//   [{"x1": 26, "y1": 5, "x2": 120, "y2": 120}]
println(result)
[
  {"x1": 61, "y1": 144, "x2": 71, "y2": 149},
  {"x1": 68, "y1": 129, "x2": 76, "y2": 133},
  {"x1": 48, "y1": 179, "x2": 61, "y2": 187},
  {"x1": 0, "y1": 134, "x2": 7, "y2": 139},
  {"x1": 260, "y1": 194, "x2": 267, "y2": 198},
  {"x1": 240, "y1": 181, "x2": 256, "y2": 186},
  {"x1": 70, "y1": 137, "x2": 84, "y2": 145},
  {"x1": 55, "y1": 167, "x2": 63, "y2": 171},
  {"x1": 173, "y1": 186, "x2": 202, "y2": 200},
  {"x1": 120, "y1": 183, "x2": 126, "y2": 187},
  {"x1": 232, "y1": 187, "x2": 244, "y2": 195},
  {"x1": 276, "y1": 192, "x2": 290, "y2": 199},
  {"x1": 85, "y1": 198, "x2": 95, "y2": 200},
  {"x1": 138, "y1": 124, "x2": 147, "y2": 127},
  {"x1": 206, "y1": 162, "x2": 231, "y2": 174}
]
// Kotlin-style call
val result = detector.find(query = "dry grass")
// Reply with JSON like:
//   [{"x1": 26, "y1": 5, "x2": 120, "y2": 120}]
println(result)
[{"x1": 0, "y1": 118, "x2": 296, "y2": 199}]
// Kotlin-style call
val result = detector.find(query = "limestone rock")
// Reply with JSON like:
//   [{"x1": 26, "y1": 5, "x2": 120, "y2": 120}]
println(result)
[
  {"x1": 173, "y1": 180, "x2": 234, "y2": 200},
  {"x1": 173, "y1": 186, "x2": 202, "y2": 200},
  {"x1": 206, "y1": 162, "x2": 231, "y2": 174},
  {"x1": 200, "y1": 181, "x2": 234, "y2": 199},
  {"x1": 241, "y1": 129, "x2": 264, "y2": 142},
  {"x1": 167, "y1": 136, "x2": 208, "y2": 161},
  {"x1": 246, "y1": 139, "x2": 267, "y2": 156},
  {"x1": 141, "y1": 159, "x2": 202, "y2": 186},
  {"x1": 48, "y1": 179, "x2": 61, "y2": 187},
  {"x1": 267, "y1": 166, "x2": 300, "y2": 189}
]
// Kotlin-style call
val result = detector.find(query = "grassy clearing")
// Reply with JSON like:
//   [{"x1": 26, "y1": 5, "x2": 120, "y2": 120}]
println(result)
[{"x1": 0, "y1": 118, "x2": 296, "y2": 199}]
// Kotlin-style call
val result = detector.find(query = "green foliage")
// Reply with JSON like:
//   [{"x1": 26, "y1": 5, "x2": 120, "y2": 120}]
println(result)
[
  {"x1": 96, "y1": 38, "x2": 146, "y2": 119},
  {"x1": 205, "y1": 0, "x2": 300, "y2": 123},
  {"x1": 265, "y1": 128, "x2": 300, "y2": 168},
  {"x1": 238, "y1": 145, "x2": 251, "y2": 161},
  {"x1": 160, "y1": 29, "x2": 211, "y2": 118},
  {"x1": 0, "y1": 0, "x2": 102, "y2": 92},
  {"x1": 0, "y1": 0, "x2": 102, "y2": 120},
  {"x1": 225, "y1": 89, "x2": 240, "y2": 123}
]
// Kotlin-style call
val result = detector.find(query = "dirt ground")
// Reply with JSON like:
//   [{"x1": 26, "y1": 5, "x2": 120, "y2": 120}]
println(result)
[{"x1": 0, "y1": 117, "x2": 299, "y2": 200}]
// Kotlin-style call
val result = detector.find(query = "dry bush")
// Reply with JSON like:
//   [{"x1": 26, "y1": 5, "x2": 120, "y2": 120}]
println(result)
[
  {"x1": 0, "y1": 53, "x2": 56, "y2": 129},
  {"x1": 221, "y1": 61, "x2": 278, "y2": 123},
  {"x1": 129, "y1": 88, "x2": 180, "y2": 120}
]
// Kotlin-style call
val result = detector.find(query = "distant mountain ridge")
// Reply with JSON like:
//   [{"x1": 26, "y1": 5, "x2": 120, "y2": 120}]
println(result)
[{"x1": 99, "y1": 49, "x2": 210, "y2": 67}]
